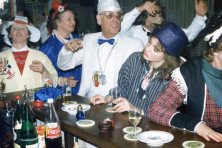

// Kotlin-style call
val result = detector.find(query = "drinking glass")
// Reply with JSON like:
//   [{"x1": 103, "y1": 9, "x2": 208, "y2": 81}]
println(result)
[
  {"x1": 110, "y1": 87, "x2": 122, "y2": 107},
  {"x1": 128, "y1": 108, "x2": 142, "y2": 138},
  {"x1": 0, "y1": 57, "x2": 7, "y2": 75},
  {"x1": 62, "y1": 79, "x2": 72, "y2": 104}
]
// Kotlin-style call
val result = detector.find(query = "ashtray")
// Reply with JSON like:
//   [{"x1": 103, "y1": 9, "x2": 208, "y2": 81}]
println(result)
[{"x1": 98, "y1": 119, "x2": 113, "y2": 133}]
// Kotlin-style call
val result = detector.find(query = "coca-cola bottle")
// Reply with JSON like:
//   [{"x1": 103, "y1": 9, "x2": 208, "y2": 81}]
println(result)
[
  {"x1": 45, "y1": 98, "x2": 62, "y2": 148},
  {"x1": 20, "y1": 100, "x2": 38, "y2": 148},
  {"x1": 13, "y1": 95, "x2": 23, "y2": 148}
]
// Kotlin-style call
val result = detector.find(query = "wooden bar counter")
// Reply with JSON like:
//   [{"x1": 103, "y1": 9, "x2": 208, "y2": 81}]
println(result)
[{"x1": 30, "y1": 95, "x2": 222, "y2": 148}]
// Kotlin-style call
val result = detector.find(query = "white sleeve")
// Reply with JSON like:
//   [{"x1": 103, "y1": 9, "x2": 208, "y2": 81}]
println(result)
[
  {"x1": 182, "y1": 14, "x2": 207, "y2": 42},
  {"x1": 57, "y1": 46, "x2": 83, "y2": 70},
  {"x1": 120, "y1": 8, "x2": 141, "y2": 36}
]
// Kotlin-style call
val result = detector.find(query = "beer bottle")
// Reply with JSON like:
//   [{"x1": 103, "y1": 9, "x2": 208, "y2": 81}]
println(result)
[
  {"x1": 20, "y1": 101, "x2": 38, "y2": 148},
  {"x1": 45, "y1": 98, "x2": 62, "y2": 148},
  {"x1": 13, "y1": 95, "x2": 23, "y2": 148}
]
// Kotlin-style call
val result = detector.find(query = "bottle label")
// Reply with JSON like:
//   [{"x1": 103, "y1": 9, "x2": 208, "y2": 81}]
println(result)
[
  {"x1": 25, "y1": 143, "x2": 38, "y2": 148},
  {"x1": 13, "y1": 120, "x2": 22, "y2": 141},
  {"x1": 45, "y1": 126, "x2": 61, "y2": 139}
]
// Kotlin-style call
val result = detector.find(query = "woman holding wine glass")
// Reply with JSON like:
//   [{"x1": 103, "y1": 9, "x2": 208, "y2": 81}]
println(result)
[{"x1": 91, "y1": 22, "x2": 189, "y2": 116}]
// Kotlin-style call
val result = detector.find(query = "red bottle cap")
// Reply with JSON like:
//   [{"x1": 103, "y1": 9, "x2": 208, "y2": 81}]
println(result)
[
  {"x1": 33, "y1": 100, "x2": 44, "y2": 107},
  {"x1": 16, "y1": 95, "x2": 20, "y2": 100}
]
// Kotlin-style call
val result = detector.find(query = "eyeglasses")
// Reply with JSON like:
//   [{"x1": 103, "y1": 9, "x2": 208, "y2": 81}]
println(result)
[
  {"x1": 11, "y1": 26, "x2": 28, "y2": 31},
  {"x1": 100, "y1": 12, "x2": 122, "y2": 20}
]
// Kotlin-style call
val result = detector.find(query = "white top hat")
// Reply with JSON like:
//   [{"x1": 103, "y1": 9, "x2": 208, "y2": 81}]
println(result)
[
  {"x1": 97, "y1": 0, "x2": 121, "y2": 14},
  {"x1": 2, "y1": 16, "x2": 40, "y2": 46}
]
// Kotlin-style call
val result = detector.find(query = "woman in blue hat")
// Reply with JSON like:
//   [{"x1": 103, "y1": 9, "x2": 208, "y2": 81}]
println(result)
[
  {"x1": 149, "y1": 14, "x2": 222, "y2": 142},
  {"x1": 91, "y1": 22, "x2": 188, "y2": 116}
]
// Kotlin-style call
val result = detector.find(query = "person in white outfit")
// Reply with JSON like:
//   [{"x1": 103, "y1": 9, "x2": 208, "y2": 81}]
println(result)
[
  {"x1": 121, "y1": 0, "x2": 208, "y2": 46},
  {"x1": 57, "y1": 0, "x2": 144, "y2": 99},
  {"x1": 0, "y1": 16, "x2": 58, "y2": 93}
]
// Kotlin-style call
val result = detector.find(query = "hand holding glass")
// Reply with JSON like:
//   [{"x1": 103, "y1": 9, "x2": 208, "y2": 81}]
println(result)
[{"x1": 0, "y1": 57, "x2": 7, "y2": 75}]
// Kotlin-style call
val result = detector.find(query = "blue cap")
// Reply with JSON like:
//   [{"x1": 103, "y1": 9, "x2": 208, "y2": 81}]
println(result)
[{"x1": 153, "y1": 22, "x2": 188, "y2": 58}]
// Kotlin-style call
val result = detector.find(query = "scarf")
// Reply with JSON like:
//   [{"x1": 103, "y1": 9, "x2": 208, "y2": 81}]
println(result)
[{"x1": 202, "y1": 59, "x2": 222, "y2": 107}]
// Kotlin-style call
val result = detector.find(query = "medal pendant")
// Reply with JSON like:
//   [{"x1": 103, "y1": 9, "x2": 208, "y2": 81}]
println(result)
[
  {"x1": 92, "y1": 71, "x2": 99, "y2": 87},
  {"x1": 99, "y1": 74, "x2": 106, "y2": 85}
]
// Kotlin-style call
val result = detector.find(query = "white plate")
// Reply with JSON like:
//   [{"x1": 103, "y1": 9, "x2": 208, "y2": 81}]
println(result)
[
  {"x1": 137, "y1": 131, "x2": 174, "y2": 147},
  {"x1": 61, "y1": 104, "x2": 91, "y2": 115},
  {"x1": 123, "y1": 126, "x2": 142, "y2": 134},
  {"x1": 76, "y1": 119, "x2": 95, "y2": 127}
]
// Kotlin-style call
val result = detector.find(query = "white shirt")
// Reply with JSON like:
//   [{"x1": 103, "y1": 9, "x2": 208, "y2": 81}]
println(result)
[{"x1": 121, "y1": 8, "x2": 207, "y2": 46}]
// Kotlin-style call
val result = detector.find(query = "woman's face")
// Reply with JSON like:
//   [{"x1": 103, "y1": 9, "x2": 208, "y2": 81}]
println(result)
[
  {"x1": 10, "y1": 23, "x2": 29, "y2": 44},
  {"x1": 56, "y1": 10, "x2": 76, "y2": 34},
  {"x1": 143, "y1": 37, "x2": 165, "y2": 68}
]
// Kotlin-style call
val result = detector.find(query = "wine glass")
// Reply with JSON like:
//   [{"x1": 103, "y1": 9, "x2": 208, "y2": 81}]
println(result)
[
  {"x1": 128, "y1": 108, "x2": 142, "y2": 139},
  {"x1": 0, "y1": 57, "x2": 7, "y2": 75}
]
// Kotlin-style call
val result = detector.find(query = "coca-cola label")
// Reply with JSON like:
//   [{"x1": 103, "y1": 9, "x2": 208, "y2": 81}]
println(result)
[{"x1": 45, "y1": 126, "x2": 61, "y2": 139}]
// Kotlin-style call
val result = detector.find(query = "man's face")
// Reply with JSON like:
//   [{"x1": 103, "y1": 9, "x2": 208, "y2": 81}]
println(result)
[
  {"x1": 97, "y1": 11, "x2": 122, "y2": 38},
  {"x1": 10, "y1": 23, "x2": 29, "y2": 44},
  {"x1": 144, "y1": 6, "x2": 164, "y2": 31}
]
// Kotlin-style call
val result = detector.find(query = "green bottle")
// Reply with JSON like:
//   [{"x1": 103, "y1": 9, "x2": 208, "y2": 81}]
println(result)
[
  {"x1": 13, "y1": 95, "x2": 23, "y2": 148},
  {"x1": 20, "y1": 102, "x2": 38, "y2": 148}
]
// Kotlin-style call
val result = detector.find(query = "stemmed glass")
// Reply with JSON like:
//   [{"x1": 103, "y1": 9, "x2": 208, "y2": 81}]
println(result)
[
  {"x1": 128, "y1": 108, "x2": 142, "y2": 139},
  {"x1": 0, "y1": 57, "x2": 7, "y2": 75}
]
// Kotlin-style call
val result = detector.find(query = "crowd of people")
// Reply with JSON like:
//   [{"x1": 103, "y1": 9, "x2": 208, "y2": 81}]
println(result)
[{"x1": 1, "y1": 0, "x2": 222, "y2": 143}]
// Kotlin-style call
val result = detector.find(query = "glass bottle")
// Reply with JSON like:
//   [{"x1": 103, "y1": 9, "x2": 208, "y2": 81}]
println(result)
[
  {"x1": 45, "y1": 98, "x2": 62, "y2": 148},
  {"x1": 0, "y1": 102, "x2": 14, "y2": 148},
  {"x1": 76, "y1": 105, "x2": 85, "y2": 121},
  {"x1": 13, "y1": 95, "x2": 23, "y2": 148},
  {"x1": 20, "y1": 101, "x2": 38, "y2": 148}
]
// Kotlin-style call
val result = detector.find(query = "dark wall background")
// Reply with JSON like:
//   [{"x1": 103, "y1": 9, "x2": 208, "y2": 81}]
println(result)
[{"x1": 4, "y1": 0, "x2": 220, "y2": 57}]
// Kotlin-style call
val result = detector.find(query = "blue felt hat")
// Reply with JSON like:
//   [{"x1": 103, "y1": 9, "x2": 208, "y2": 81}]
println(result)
[{"x1": 153, "y1": 22, "x2": 188, "y2": 58}]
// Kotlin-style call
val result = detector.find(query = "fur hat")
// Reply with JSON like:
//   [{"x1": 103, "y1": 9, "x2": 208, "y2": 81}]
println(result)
[
  {"x1": 2, "y1": 16, "x2": 40, "y2": 46},
  {"x1": 153, "y1": 22, "x2": 188, "y2": 58},
  {"x1": 97, "y1": 0, "x2": 121, "y2": 14}
]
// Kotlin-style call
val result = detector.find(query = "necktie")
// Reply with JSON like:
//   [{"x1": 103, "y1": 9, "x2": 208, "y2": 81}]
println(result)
[{"x1": 98, "y1": 39, "x2": 115, "y2": 45}]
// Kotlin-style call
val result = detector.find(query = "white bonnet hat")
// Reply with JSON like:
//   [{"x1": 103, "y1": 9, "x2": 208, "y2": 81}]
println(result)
[
  {"x1": 2, "y1": 16, "x2": 40, "y2": 46},
  {"x1": 97, "y1": 0, "x2": 121, "y2": 14}
]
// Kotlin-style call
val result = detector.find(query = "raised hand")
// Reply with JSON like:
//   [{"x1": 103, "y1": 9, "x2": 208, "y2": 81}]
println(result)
[
  {"x1": 195, "y1": 0, "x2": 208, "y2": 16},
  {"x1": 136, "y1": 1, "x2": 159, "y2": 16}
]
